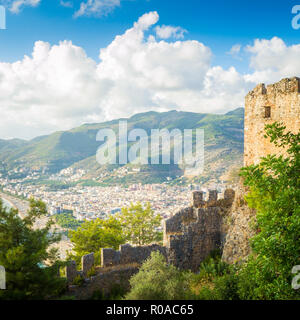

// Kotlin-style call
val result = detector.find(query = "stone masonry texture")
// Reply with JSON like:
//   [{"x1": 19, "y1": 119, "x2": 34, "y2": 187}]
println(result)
[
  {"x1": 244, "y1": 77, "x2": 300, "y2": 166},
  {"x1": 82, "y1": 253, "x2": 95, "y2": 276},
  {"x1": 164, "y1": 190, "x2": 235, "y2": 272},
  {"x1": 101, "y1": 244, "x2": 167, "y2": 268},
  {"x1": 66, "y1": 260, "x2": 77, "y2": 284}
]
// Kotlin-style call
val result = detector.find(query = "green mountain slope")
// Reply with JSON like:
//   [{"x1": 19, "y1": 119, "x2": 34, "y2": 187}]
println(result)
[
  {"x1": 0, "y1": 139, "x2": 28, "y2": 153},
  {"x1": 0, "y1": 108, "x2": 244, "y2": 184}
]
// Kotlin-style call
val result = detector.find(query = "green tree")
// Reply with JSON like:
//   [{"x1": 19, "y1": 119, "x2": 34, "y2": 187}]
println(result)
[
  {"x1": 0, "y1": 198, "x2": 66, "y2": 300},
  {"x1": 238, "y1": 122, "x2": 300, "y2": 299},
  {"x1": 69, "y1": 215, "x2": 126, "y2": 266},
  {"x1": 55, "y1": 212, "x2": 82, "y2": 230},
  {"x1": 125, "y1": 251, "x2": 193, "y2": 300},
  {"x1": 118, "y1": 202, "x2": 162, "y2": 246}
]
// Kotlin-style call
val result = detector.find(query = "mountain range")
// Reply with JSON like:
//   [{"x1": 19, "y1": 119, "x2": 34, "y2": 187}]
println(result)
[{"x1": 0, "y1": 108, "x2": 244, "y2": 186}]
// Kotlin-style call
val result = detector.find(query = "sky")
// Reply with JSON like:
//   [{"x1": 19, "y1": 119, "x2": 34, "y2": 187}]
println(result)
[{"x1": 0, "y1": 0, "x2": 299, "y2": 139}]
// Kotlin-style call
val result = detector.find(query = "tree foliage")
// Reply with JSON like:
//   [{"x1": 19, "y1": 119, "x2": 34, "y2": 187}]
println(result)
[
  {"x1": 68, "y1": 215, "x2": 126, "y2": 265},
  {"x1": 68, "y1": 202, "x2": 162, "y2": 266},
  {"x1": 193, "y1": 123, "x2": 300, "y2": 300},
  {"x1": 237, "y1": 122, "x2": 300, "y2": 299},
  {"x1": 54, "y1": 212, "x2": 82, "y2": 230},
  {"x1": 118, "y1": 202, "x2": 162, "y2": 246},
  {"x1": 0, "y1": 198, "x2": 66, "y2": 300},
  {"x1": 125, "y1": 251, "x2": 193, "y2": 300}
]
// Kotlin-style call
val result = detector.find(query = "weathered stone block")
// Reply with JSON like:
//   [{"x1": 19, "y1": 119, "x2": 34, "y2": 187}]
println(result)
[
  {"x1": 101, "y1": 248, "x2": 120, "y2": 267},
  {"x1": 208, "y1": 190, "x2": 218, "y2": 202},
  {"x1": 82, "y1": 253, "x2": 94, "y2": 276},
  {"x1": 101, "y1": 244, "x2": 167, "y2": 267},
  {"x1": 193, "y1": 191, "x2": 204, "y2": 207},
  {"x1": 66, "y1": 260, "x2": 77, "y2": 284},
  {"x1": 165, "y1": 204, "x2": 224, "y2": 272}
]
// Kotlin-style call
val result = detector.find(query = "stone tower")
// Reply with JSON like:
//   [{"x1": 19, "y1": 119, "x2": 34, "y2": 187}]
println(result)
[{"x1": 244, "y1": 77, "x2": 300, "y2": 166}]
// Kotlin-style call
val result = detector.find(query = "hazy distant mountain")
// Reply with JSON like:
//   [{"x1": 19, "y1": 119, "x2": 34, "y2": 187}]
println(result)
[
  {"x1": 0, "y1": 139, "x2": 28, "y2": 154},
  {"x1": 0, "y1": 108, "x2": 244, "y2": 185}
]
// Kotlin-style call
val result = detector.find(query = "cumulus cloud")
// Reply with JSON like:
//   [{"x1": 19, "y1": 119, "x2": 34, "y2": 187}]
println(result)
[
  {"x1": 74, "y1": 0, "x2": 120, "y2": 18},
  {"x1": 155, "y1": 25, "x2": 187, "y2": 39},
  {"x1": 0, "y1": 12, "x2": 300, "y2": 139},
  {"x1": 0, "y1": 40, "x2": 111, "y2": 138},
  {"x1": 0, "y1": 0, "x2": 40, "y2": 13},
  {"x1": 227, "y1": 44, "x2": 242, "y2": 59},
  {"x1": 244, "y1": 37, "x2": 300, "y2": 83},
  {"x1": 60, "y1": 0, "x2": 73, "y2": 8}
]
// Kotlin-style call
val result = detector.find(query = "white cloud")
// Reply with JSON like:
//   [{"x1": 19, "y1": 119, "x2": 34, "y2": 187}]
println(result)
[
  {"x1": 96, "y1": 12, "x2": 213, "y2": 119},
  {"x1": 227, "y1": 44, "x2": 241, "y2": 59},
  {"x1": 134, "y1": 10, "x2": 159, "y2": 30},
  {"x1": 155, "y1": 25, "x2": 187, "y2": 39},
  {"x1": 1, "y1": 0, "x2": 41, "y2": 13},
  {"x1": 0, "y1": 40, "x2": 111, "y2": 138},
  {"x1": 0, "y1": 12, "x2": 300, "y2": 139},
  {"x1": 74, "y1": 0, "x2": 120, "y2": 18},
  {"x1": 244, "y1": 37, "x2": 300, "y2": 83},
  {"x1": 60, "y1": 0, "x2": 73, "y2": 8}
]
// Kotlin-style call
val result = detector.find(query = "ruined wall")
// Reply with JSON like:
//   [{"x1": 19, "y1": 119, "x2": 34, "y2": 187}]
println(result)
[
  {"x1": 99, "y1": 190, "x2": 234, "y2": 273},
  {"x1": 67, "y1": 266, "x2": 139, "y2": 300},
  {"x1": 244, "y1": 77, "x2": 300, "y2": 166},
  {"x1": 66, "y1": 253, "x2": 96, "y2": 284},
  {"x1": 101, "y1": 244, "x2": 167, "y2": 268},
  {"x1": 82, "y1": 253, "x2": 94, "y2": 277},
  {"x1": 164, "y1": 189, "x2": 235, "y2": 272},
  {"x1": 63, "y1": 189, "x2": 242, "y2": 299},
  {"x1": 64, "y1": 252, "x2": 139, "y2": 299}
]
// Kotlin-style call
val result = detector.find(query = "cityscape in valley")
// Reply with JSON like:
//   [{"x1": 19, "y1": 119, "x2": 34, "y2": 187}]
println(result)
[
  {"x1": 0, "y1": 108, "x2": 243, "y2": 226},
  {"x1": 0, "y1": 108, "x2": 243, "y2": 260},
  {"x1": 1, "y1": 178, "x2": 194, "y2": 220}
]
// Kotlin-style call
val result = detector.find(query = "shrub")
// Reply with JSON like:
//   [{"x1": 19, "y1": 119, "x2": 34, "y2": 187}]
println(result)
[
  {"x1": 87, "y1": 266, "x2": 97, "y2": 278},
  {"x1": 125, "y1": 251, "x2": 193, "y2": 300},
  {"x1": 72, "y1": 275, "x2": 84, "y2": 287}
]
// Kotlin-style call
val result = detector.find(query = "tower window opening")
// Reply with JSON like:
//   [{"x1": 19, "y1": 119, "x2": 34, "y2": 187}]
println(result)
[{"x1": 264, "y1": 106, "x2": 271, "y2": 118}]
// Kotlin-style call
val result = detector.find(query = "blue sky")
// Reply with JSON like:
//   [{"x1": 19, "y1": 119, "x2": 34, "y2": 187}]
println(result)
[
  {"x1": 1, "y1": 0, "x2": 299, "y2": 70},
  {"x1": 0, "y1": 0, "x2": 299, "y2": 139}
]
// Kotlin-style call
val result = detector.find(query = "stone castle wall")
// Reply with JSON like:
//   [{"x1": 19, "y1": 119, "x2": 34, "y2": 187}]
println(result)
[
  {"x1": 244, "y1": 77, "x2": 300, "y2": 166},
  {"x1": 164, "y1": 189, "x2": 235, "y2": 272},
  {"x1": 65, "y1": 189, "x2": 235, "y2": 287},
  {"x1": 97, "y1": 189, "x2": 234, "y2": 273},
  {"x1": 66, "y1": 253, "x2": 96, "y2": 284},
  {"x1": 67, "y1": 266, "x2": 139, "y2": 300},
  {"x1": 101, "y1": 244, "x2": 167, "y2": 268}
]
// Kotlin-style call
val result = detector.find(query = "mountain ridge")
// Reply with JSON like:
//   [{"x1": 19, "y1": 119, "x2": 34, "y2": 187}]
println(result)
[{"x1": 0, "y1": 108, "x2": 244, "y2": 185}]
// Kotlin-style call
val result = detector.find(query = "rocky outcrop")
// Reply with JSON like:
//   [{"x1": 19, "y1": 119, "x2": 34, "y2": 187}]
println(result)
[{"x1": 221, "y1": 185, "x2": 256, "y2": 264}]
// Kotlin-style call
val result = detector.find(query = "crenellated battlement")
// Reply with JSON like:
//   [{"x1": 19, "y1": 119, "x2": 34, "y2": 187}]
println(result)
[
  {"x1": 163, "y1": 189, "x2": 235, "y2": 271},
  {"x1": 246, "y1": 77, "x2": 300, "y2": 98},
  {"x1": 101, "y1": 244, "x2": 167, "y2": 268},
  {"x1": 192, "y1": 189, "x2": 235, "y2": 208}
]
